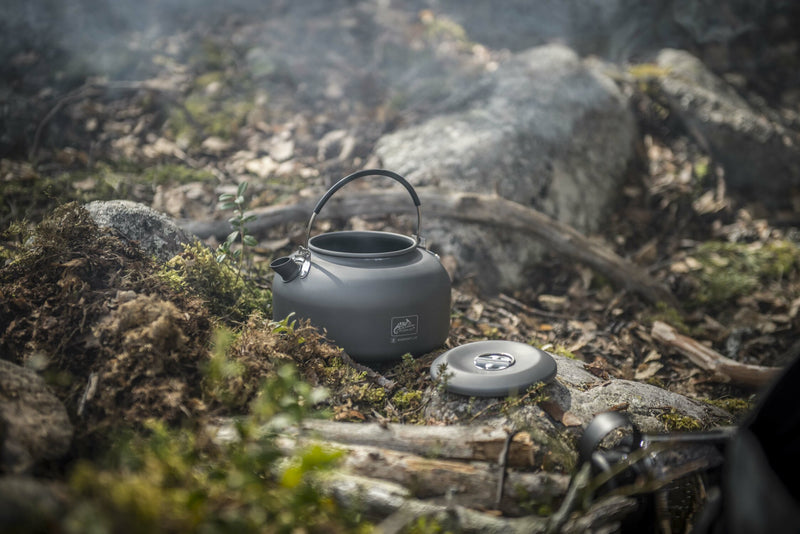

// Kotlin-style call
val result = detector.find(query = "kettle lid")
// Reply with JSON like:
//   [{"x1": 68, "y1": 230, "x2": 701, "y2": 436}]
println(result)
[{"x1": 430, "y1": 340, "x2": 557, "y2": 397}]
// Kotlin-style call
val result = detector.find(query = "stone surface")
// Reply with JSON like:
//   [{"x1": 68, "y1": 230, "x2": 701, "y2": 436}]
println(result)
[
  {"x1": 425, "y1": 352, "x2": 731, "y2": 435},
  {"x1": 0, "y1": 475, "x2": 67, "y2": 531},
  {"x1": 428, "y1": 0, "x2": 771, "y2": 58},
  {"x1": 85, "y1": 199, "x2": 197, "y2": 262},
  {"x1": 0, "y1": 360, "x2": 73, "y2": 474},
  {"x1": 654, "y1": 48, "x2": 800, "y2": 204},
  {"x1": 375, "y1": 44, "x2": 636, "y2": 293}
]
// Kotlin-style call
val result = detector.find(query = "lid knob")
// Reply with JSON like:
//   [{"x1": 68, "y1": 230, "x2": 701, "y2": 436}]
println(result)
[{"x1": 474, "y1": 352, "x2": 515, "y2": 371}]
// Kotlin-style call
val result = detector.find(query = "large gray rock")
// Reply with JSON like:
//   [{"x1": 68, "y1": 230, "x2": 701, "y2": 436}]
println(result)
[
  {"x1": 425, "y1": 352, "x2": 731, "y2": 439},
  {"x1": 427, "y1": 0, "x2": 771, "y2": 58},
  {"x1": 375, "y1": 44, "x2": 636, "y2": 293},
  {"x1": 85, "y1": 200, "x2": 197, "y2": 262},
  {"x1": 654, "y1": 49, "x2": 800, "y2": 204},
  {"x1": 0, "y1": 360, "x2": 73, "y2": 474}
]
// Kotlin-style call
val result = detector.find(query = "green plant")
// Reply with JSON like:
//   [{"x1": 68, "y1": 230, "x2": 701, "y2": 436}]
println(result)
[
  {"x1": 203, "y1": 326, "x2": 246, "y2": 407},
  {"x1": 217, "y1": 182, "x2": 258, "y2": 278},
  {"x1": 64, "y1": 365, "x2": 360, "y2": 534}
]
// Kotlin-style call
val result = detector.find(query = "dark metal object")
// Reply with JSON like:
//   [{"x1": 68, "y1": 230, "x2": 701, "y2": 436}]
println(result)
[
  {"x1": 495, "y1": 429, "x2": 521, "y2": 509},
  {"x1": 430, "y1": 340, "x2": 557, "y2": 397},
  {"x1": 271, "y1": 170, "x2": 451, "y2": 363}
]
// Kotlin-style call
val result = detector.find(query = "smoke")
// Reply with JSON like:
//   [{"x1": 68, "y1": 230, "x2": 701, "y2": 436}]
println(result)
[{"x1": 0, "y1": 0, "x2": 784, "y2": 157}]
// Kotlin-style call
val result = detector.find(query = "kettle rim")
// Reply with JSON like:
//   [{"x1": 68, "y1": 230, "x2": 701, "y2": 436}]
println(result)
[{"x1": 308, "y1": 230, "x2": 417, "y2": 259}]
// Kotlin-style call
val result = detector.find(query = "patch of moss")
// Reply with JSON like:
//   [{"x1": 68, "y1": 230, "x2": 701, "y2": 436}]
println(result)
[
  {"x1": 160, "y1": 242, "x2": 271, "y2": 325},
  {"x1": 0, "y1": 203, "x2": 215, "y2": 450},
  {"x1": 704, "y1": 397, "x2": 753, "y2": 418},
  {"x1": 401, "y1": 515, "x2": 451, "y2": 534},
  {"x1": 688, "y1": 240, "x2": 800, "y2": 307},
  {"x1": 0, "y1": 160, "x2": 124, "y2": 225},
  {"x1": 533, "y1": 342, "x2": 576, "y2": 359},
  {"x1": 167, "y1": 92, "x2": 254, "y2": 144},
  {"x1": 658, "y1": 409, "x2": 703, "y2": 432},
  {"x1": 392, "y1": 390, "x2": 423, "y2": 412},
  {"x1": 644, "y1": 302, "x2": 691, "y2": 335}
]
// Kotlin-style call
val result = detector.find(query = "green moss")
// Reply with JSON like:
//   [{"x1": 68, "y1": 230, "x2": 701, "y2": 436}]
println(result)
[
  {"x1": 688, "y1": 240, "x2": 800, "y2": 307},
  {"x1": 354, "y1": 384, "x2": 386, "y2": 405},
  {"x1": 704, "y1": 397, "x2": 753, "y2": 418},
  {"x1": 168, "y1": 92, "x2": 254, "y2": 144},
  {"x1": 0, "y1": 159, "x2": 217, "y2": 226},
  {"x1": 160, "y1": 242, "x2": 271, "y2": 325},
  {"x1": 391, "y1": 390, "x2": 423, "y2": 412},
  {"x1": 659, "y1": 409, "x2": 703, "y2": 432},
  {"x1": 645, "y1": 376, "x2": 666, "y2": 389},
  {"x1": 644, "y1": 302, "x2": 690, "y2": 335},
  {"x1": 402, "y1": 515, "x2": 451, "y2": 534},
  {"x1": 0, "y1": 162, "x2": 127, "y2": 224},
  {"x1": 532, "y1": 342, "x2": 576, "y2": 359}
]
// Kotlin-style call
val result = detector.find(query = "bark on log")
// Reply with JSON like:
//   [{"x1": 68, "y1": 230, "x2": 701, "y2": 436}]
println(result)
[
  {"x1": 181, "y1": 189, "x2": 676, "y2": 306},
  {"x1": 324, "y1": 472, "x2": 637, "y2": 534},
  {"x1": 294, "y1": 420, "x2": 543, "y2": 469},
  {"x1": 210, "y1": 419, "x2": 636, "y2": 529},
  {"x1": 651, "y1": 320, "x2": 781, "y2": 388},
  {"x1": 287, "y1": 438, "x2": 569, "y2": 515}
]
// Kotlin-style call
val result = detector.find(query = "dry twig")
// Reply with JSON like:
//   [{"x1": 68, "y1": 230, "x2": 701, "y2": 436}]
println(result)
[{"x1": 651, "y1": 321, "x2": 780, "y2": 388}]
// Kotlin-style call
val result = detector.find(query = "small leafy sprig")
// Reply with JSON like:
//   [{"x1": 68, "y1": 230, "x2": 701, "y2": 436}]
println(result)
[{"x1": 217, "y1": 182, "x2": 257, "y2": 276}]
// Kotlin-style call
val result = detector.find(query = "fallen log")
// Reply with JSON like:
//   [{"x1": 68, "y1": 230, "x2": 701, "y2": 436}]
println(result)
[
  {"x1": 294, "y1": 419, "x2": 543, "y2": 468},
  {"x1": 288, "y1": 438, "x2": 569, "y2": 515},
  {"x1": 651, "y1": 320, "x2": 780, "y2": 388},
  {"x1": 324, "y1": 472, "x2": 637, "y2": 534},
  {"x1": 181, "y1": 189, "x2": 676, "y2": 306},
  {"x1": 211, "y1": 419, "x2": 569, "y2": 514}
]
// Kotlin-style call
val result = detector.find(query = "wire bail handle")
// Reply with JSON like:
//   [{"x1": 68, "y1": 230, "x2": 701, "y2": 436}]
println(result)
[{"x1": 303, "y1": 169, "x2": 422, "y2": 251}]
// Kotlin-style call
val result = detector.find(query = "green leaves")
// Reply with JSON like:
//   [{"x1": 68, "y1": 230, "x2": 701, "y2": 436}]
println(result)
[{"x1": 216, "y1": 181, "x2": 257, "y2": 278}]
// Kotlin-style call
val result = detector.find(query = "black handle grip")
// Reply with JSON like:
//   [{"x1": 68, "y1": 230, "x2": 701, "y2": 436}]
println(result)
[{"x1": 313, "y1": 169, "x2": 421, "y2": 215}]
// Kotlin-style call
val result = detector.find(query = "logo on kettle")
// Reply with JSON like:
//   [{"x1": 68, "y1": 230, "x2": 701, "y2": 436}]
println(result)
[{"x1": 391, "y1": 315, "x2": 418, "y2": 341}]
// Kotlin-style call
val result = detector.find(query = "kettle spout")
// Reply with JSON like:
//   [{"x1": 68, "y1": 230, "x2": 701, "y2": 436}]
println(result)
[{"x1": 270, "y1": 256, "x2": 300, "y2": 282}]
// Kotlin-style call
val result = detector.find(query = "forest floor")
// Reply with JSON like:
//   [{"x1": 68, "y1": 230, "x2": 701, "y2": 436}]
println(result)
[
  {"x1": 1, "y1": 4, "x2": 799, "y2": 530},
  {"x1": 3, "y1": 6, "x2": 798, "y2": 408}
]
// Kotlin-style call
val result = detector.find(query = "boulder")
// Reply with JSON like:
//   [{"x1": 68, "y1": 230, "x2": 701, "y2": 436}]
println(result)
[
  {"x1": 427, "y1": 0, "x2": 771, "y2": 58},
  {"x1": 0, "y1": 360, "x2": 73, "y2": 474},
  {"x1": 375, "y1": 44, "x2": 636, "y2": 293},
  {"x1": 654, "y1": 48, "x2": 800, "y2": 204},
  {"x1": 85, "y1": 199, "x2": 197, "y2": 262},
  {"x1": 425, "y1": 352, "x2": 731, "y2": 436}
]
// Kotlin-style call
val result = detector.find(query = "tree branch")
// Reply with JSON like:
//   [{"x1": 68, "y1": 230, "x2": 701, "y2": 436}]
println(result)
[
  {"x1": 182, "y1": 189, "x2": 676, "y2": 306},
  {"x1": 651, "y1": 321, "x2": 780, "y2": 387}
]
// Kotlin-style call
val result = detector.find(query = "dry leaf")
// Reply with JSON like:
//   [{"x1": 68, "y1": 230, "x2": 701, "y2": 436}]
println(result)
[
  {"x1": 561, "y1": 411, "x2": 582, "y2": 427},
  {"x1": 634, "y1": 361, "x2": 663, "y2": 380}
]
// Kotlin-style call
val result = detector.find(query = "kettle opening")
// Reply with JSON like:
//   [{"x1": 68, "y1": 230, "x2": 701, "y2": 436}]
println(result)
[{"x1": 309, "y1": 231, "x2": 417, "y2": 258}]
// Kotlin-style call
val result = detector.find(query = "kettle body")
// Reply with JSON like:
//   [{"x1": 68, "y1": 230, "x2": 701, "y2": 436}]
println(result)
[{"x1": 271, "y1": 170, "x2": 451, "y2": 363}]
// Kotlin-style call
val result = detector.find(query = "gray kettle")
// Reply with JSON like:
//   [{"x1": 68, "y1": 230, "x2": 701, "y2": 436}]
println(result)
[{"x1": 270, "y1": 169, "x2": 451, "y2": 363}]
